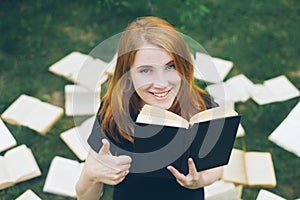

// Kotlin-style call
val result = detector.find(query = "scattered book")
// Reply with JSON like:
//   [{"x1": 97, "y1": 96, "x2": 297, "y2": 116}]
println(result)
[
  {"x1": 1, "y1": 94, "x2": 64, "y2": 134},
  {"x1": 206, "y1": 74, "x2": 255, "y2": 103},
  {"x1": 268, "y1": 101, "x2": 300, "y2": 157},
  {"x1": 193, "y1": 52, "x2": 233, "y2": 83},
  {"x1": 48, "y1": 51, "x2": 109, "y2": 91},
  {"x1": 0, "y1": 118, "x2": 16, "y2": 153},
  {"x1": 204, "y1": 180, "x2": 243, "y2": 200},
  {"x1": 222, "y1": 149, "x2": 276, "y2": 187},
  {"x1": 15, "y1": 189, "x2": 42, "y2": 200},
  {"x1": 256, "y1": 189, "x2": 286, "y2": 200},
  {"x1": 64, "y1": 84, "x2": 101, "y2": 116},
  {"x1": 88, "y1": 104, "x2": 241, "y2": 178},
  {"x1": 43, "y1": 156, "x2": 83, "y2": 198},
  {"x1": 0, "y1": 144, "x2": 41, "y2": 190},
  {"x1": 251, "y1": 75, "x2": 299, "y2": 105},
  {"x1": 60, "y1": 116, "x2": 95, "y2": 160}
]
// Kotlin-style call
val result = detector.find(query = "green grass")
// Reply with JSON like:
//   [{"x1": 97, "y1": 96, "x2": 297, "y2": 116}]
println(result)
[{"x1": 0, "y1": 0, "x2": 299, "y2": 199}]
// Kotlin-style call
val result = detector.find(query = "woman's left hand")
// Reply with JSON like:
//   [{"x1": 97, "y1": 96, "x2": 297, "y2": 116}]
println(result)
[{"x1": 167, "y1": 158, "x2": 204, "y2": 190}]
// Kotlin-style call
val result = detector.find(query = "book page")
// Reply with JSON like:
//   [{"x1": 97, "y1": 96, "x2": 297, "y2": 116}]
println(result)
[
  {"x1": 256, "y1": 189, "x2": 286, "y2": 200},
  {"x1": 190, "y1": 106, "x2": 238, "y2": 125},
  {"x1": 245, "y1": 152, "x2": 276, "y2": 187},
  {"x1": 268, "y1": 101, "x2": 300, "y2": 157},
  {"x1": 16, "y1": 189, "x2": 42, "y2": 200},
  {"x1": 222, "y1": 149, "x2": 247, "y2": 185},
  {"x1": 43, "y1": 156, "x2": 83, "y2": 198},
  {"x1": 0, "y1": 156, "x2": 14, "y2": 190},
  {"x1": 136, "y1": 104, "x2": 189, "y2": 128},
  {"x1": 0, "y1": 119, "x2": 17, "y2": 153},
  {"x1": 5, "y1": 145, "x2": 41, "y2": 183}
]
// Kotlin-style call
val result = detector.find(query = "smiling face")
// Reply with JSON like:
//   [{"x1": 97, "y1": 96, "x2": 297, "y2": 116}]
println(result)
[{"x1": 130, "y1": 45, "x2": 182, "y2": 109}]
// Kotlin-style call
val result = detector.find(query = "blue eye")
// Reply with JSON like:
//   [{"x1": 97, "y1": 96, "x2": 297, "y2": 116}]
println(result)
[
  {"x1": 140, "y1": 68, "x2": 150, "y2": 73},
  {"x1": 166, "y1": 64, "x2": 175, "y2": 70}
]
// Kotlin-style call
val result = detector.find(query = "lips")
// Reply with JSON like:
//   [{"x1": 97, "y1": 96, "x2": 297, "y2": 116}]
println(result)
[{"x1": 150, "y1": 89, "x2": 171, "y2": 99}]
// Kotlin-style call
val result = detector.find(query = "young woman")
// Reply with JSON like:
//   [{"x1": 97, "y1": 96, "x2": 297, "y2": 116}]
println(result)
[{"x1": 76, "y1": 16, "x2": 223, "y2": 200}]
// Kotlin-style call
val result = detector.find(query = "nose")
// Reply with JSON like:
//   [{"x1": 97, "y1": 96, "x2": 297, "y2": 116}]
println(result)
[{"x1": 152, "y1": 71, "x2": 168, "y2": 88}]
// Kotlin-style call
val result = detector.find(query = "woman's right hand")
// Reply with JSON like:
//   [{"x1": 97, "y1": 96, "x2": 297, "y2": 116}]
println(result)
[{"x1": 84, "y1": 139, "x2": 132, "y2": 185}]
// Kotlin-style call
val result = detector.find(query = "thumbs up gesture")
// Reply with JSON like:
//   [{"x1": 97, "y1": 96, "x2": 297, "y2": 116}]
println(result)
[{"x1": 84, "y1": 139, "x2": 132, "y2": 185}]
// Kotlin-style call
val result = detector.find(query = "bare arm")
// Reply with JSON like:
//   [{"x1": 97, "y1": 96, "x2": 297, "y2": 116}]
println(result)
[
  {"x1": 76, "y1": 151, "x2": 104, "y2": 200},
  {"x1": 76, "y1": 140, "x2": 132, "y2": 199}
]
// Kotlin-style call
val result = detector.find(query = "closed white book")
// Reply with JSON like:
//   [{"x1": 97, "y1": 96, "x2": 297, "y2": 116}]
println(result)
[
  {"x1": 0, "y1": 119, "x2": 16, "y2": 153},
  {"x1": 268, "y1": 101, "x2": 300, "y2": 157},
  {"x1": 43, "y1": 156, "x2": 83, "y2": 198},
  {"x1": 194, "y1": 52, "x2": 233, "y2": 83},
  {"x1": 15, "y1": 189, "x2": 42, "y2": 200},
  {"x1": 60, "y1": 116, "x2": 95, "y2": 160},
  {"x1": 64, "y1": 84, "x2": 100, "y2": 116},
  {"x1": 1, "y1": 94, "x2": 64, "y2": 134},
  {"x1": 0, "y1": 145, "x2": 41, "y2": 190}
]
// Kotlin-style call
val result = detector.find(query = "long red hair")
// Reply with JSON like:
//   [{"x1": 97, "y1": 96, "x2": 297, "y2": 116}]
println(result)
[{"x1": 99, "y1": 16, "x2": 207, "y2": 143}]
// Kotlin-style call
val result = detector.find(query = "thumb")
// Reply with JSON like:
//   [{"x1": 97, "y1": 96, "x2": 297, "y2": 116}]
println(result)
[{"x1": 99, "y1": 139, "x2": 112, "y2": 155}]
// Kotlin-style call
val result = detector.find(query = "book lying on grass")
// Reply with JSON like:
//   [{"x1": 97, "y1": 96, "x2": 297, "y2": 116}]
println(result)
[
  {"x1": 88, "y1": 104, "x2": 241, "y2": 178},
  {"x1": 43, "y1": 156, "x2": 83, "y2": 198},
  {"x1": 0, "y1": 119, "x2": 16, "y2": 153},
  {"x1": 206, "y1": 74, "x2": 255, "y2": 103},
  {"x1": 1, "y1": 94, "x2": 64, "y2": 134},
  {"x1": 256, "y1": 189, "x2": 286, "y2": 200},
  {"x1": 268, "y1": 101, "x2": 300, "y2": 157},
  {"x1": 48, "y1": 51, "x2": 109, "y2": 91},
  {"x1": 60, "y1": 116, "x2": 95, "y2": 160},
  {"x1": 204, "y1": 180, "x2": 243, "y2": 200},
  {"x1": 251, "y1": 75, "x2": 299, "y2": 105},
  {"x1": 64, "y1": 84, "x2": 101, "y2": 116},
  {"x1": 193, "y1": 52, "x2": 233, "y2": 83},
  {"x1": 0, "y1": 144, "x2": 41, "y2": 190},
  {"x1": 222, "y1": 149, "x2": 276, "y2": 187},
  {"x1": 16, "y1": 189, "x2": 42, "y2": 200}
]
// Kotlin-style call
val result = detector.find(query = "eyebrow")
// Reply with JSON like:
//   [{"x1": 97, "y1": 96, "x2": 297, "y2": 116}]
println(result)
[{"x1": 136, "y1": 60, "x2": 174, "y2": 69}]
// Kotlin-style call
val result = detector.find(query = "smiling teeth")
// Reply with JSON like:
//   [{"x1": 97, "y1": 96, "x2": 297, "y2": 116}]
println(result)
[{"x1": 154, "y1": 91, "x2": 168, "y2": 97}]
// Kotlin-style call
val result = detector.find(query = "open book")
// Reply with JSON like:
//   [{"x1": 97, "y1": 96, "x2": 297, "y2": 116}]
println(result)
[
  {"x1": 256, "y1": 189, "x2": 286, "y2": 200},
  {"x1": 204, "y1": 180, "x2": 243, "y2": 200},
  {"x1": 0, "y1": 119, "x2": 17, "y2": 153},
  {"x1": 136, "y1": 104, "x2": 238, "y2": 129},
  {"x1": 60, "y1": 116, "x2": 95, "y2": 160},
  {"x1": 43, "y1": 156, "x2": 84, "y2": 198},
  {"x1": 1, "y1": 94, "x2": 64, "y2": 134},
  {"x1": 268, "y1": 101, "x2": 300, "y2": 157},
  {"x1": 222, "y1": 149, "x2": 276, "y2": 187},
  {"x1": 15, "y1": 189, "x2": 42, "y2": 200},
  {"x1": 88, "y1": 104, "x2": 241, "y2": 178},
  {"x1": 64, "y1": 84, "x2": 101, "y2": 116},
  {"x1": 48, "y1": 51, "x2": 109, "y2": 91},
  {"x1": 0, "y1": 145, "x2": 41, "y2": 190}
]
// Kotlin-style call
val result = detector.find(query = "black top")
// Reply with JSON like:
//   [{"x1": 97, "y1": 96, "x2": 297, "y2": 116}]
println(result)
[{"x1": 88, "y1": 94, "x2": 218, "y2": 200}]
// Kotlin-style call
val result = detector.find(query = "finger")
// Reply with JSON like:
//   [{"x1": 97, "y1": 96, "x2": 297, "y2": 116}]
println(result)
[
  {"x1": 117, "y1": 155, "x2": 132, "y2": 165},
  {"x1": 188, "y1": 158, "x2": 198, "y2": 177},
  {"x1": 99, "y1": 139, "x2": 112, "y2": 155},
  {"x1": 167, "y1": 166, "x2": 186, "y2": 182}
]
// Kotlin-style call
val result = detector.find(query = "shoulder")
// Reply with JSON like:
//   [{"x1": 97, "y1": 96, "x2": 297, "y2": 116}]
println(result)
[{"x1": 200, "y1": 92, "x2": 219, "y2": 109}]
